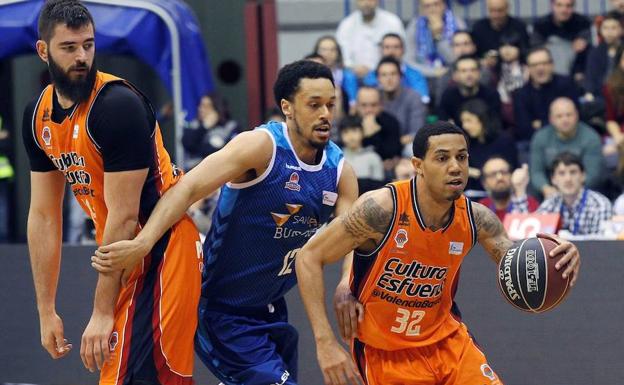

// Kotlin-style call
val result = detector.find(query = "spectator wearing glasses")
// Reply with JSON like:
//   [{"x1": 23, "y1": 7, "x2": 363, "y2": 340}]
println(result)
[{"x1": 479, "y1": 157, "x2": 540, "y2": 221}]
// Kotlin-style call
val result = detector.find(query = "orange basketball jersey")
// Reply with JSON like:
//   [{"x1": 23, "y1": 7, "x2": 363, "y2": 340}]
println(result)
[
  {"x1": 351, "y1": 178, "x2": 478, "y2": 350},
  {"x1": 31, "y1": 71, "x2": 180, "y2": 243}
]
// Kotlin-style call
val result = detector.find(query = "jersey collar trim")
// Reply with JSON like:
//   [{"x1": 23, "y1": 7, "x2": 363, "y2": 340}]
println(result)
[{"x1": 410, "y1": 177, "x2": 455, "y2": 233}]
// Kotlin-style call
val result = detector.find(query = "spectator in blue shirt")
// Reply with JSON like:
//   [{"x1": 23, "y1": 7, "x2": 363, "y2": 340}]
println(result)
[{"x1": 363, "y1": 33, "x2": 430, "y2": 104}]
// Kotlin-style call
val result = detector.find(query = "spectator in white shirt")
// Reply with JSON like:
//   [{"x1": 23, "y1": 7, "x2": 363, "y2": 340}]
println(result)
[{"x1": 336, "y1": 0, "x2": 405, "y2": 78}]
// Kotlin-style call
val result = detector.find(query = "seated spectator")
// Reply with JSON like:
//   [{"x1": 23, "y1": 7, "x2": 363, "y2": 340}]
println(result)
[
  {"x1": 614, "y1": 192, "x2": 624, "y2": 214},
  {"x1": 479, "y1": 157, "x2": 540, "y2": 221},
  {"x1": 376, "y1": 56, "x2": 426, "y2": 151},
  {"x1": 435, "y1": 31, "x2": 495, "y2": 104},
  {"x1": 513, "y1": 47, "x2": 580, "y2": 142},
  {"x1": 313, "y1": 35, "x2": 359, "y2": 108},
  {"x1": 593, "y1": 0, "x2": 624, "y2": 40},
  {"x1": 537, "y1": 152, "x2": 613, "y2": 235},
  {"x1": 471, "y1": 0, "x2": 530, "y2": 59},
  {"x1": 405, "y1": 0, "x2": 466, "y2": 78},
  {"x1": 438, "y1": 55, "x2": 502, "y2": 126},
  {"x1": 339, "y1": 115, "x2": 385, "y2": 193},
  {"x1": 363, "y1": 33, "x2": 430, "y2": 103},
  {"x1": 182, "y1": 94, "x2": 238, "y2": 169},
  {"x1": 530, "y1": 98, "x2": 604, "y2": 198},
  {"x1": 585, "y1": 13, "x2": 623, "y2": 99},
  {"x1": 496, "y1": 35, "x2": 528, "y2": 126},
  {"x1": 602, "y1": 45, "x2": 624, "y2": 150},
  {"x1": 265, "y1": 107, "x2": 285, "y2": 123},
  {"x1": 394, "y1": 157, "x2": 416, "y2": 181},
  {"x1": 336, "y1": 0, "x2": 405, "y2": 78},
  {"x1": 354, "y1": 86, "x2": 402, "y2": 165},
  {"x1": 531, "y1": 0, "x2": 591, "y2": 80},
  {"x1": 459, "y1": 99, "x2": 516, "y2": 193}
]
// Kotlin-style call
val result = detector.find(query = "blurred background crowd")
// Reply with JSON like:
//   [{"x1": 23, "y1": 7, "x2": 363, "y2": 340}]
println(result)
[{"x1": 1, "y1": 0, "x2": 624, "y2": 243}]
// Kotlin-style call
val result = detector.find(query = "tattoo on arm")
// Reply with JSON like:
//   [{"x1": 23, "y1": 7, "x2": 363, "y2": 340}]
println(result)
[
  {"x1": 341, "y1": 196, "x2": 392, "y2": 245},
  {"x1": 473, "y1": 202, "x2": 513, "y2": 263}
]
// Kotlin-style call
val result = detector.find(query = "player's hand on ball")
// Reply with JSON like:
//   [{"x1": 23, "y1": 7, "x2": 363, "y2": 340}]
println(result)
[
  {"x1": 39, "y1": 312, "x2": 72, "y2": 359},
  {"x1": 537, "y1": 233, "x2": 581, "y2": 286},
  {"x1": 80, "y1": 311, "x2": 114, "y2": 372},
  {"x1": 92, "y1": 238, "x2": 151, "y2": 272},
  {"x1": 333, "y1": 281, "x2": 364, "y2": 342},
  {"x1": 317, "y1": 339, "x2": 363, "y2": 385}
]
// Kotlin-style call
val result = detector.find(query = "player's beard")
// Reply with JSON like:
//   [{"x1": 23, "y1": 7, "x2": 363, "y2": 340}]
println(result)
[
  {"x1": 293, "y1": 114, "x2": 328, "y2": 151},
  {"x1": 48, "y1": 53, "x2": 97, "y2": 105}
]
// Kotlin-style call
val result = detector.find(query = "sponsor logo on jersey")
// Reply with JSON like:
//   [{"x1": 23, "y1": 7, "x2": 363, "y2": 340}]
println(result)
[
  {"x1": 448, "y1": 241, "x2": 464, "y2": 255},
  {"x1": 72, "y1": 124, "x2": 79, "y2": 139},
  {"x1": 270, "y1": 203, "x2": 303, "y2": 226},
  {"x1": 480, "y1": 364, "x2": 496, "y2": 380},
  {"x1": 525, "y1": 249, "x2": 539, "y2": 293},
  {"x1": 284, "y1": 172, "x2": 301, "y2": 191},
  {"x1": 376, "y1": 257, "x2": 448, "y2": 300},
  {"x1": 322, "y1": 190, "x2": 337, "y2": 206},
  {"x1": 270, "y1": 370, "x2": 290, "y2": 385},
  {"x1": 394, "y1": 229, "x2": 408, "y2": 248},
  {"x1": 398, "y1": 212, "x2": 410, "y2": 226},
  {"x1": 42, "y1": 108, "x2": 51, "y2": 122},
  {"x1": 42, "y1": 126, "x2": 52, "y2": 146},
  {"x1": 285, "y1": 163, "x2": 301, "y2": 171},
  {"x1": 109, "y1": 331, "x2": 119, "y2": 351}
]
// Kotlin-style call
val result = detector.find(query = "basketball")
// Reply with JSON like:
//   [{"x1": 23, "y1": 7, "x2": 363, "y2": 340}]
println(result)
[{"x1": 497, "y1": 235, "x2": 571, "y2": 313}]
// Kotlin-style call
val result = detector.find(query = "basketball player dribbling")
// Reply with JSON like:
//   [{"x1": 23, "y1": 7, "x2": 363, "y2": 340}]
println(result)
[
  {"x1": 296, "y1": 121, "x2": 581, "y2": 385},
  {"x1": 23, "y1": 1, "x2": 201, "y2": 384}
]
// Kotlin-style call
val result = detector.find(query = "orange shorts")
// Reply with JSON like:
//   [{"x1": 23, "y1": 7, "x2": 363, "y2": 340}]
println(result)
[
  {"x1": 352, "y1": 323, "x2": 503, "y2": 385},
  {"x1": 100, "y1": 216, "x2": 203, "y2": 385}
]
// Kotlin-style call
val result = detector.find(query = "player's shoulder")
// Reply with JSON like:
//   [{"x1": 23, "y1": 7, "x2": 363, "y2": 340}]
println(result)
[
  {"x1": 357, "y1": 186, "x2": 395, "y2": 213},
  {"x1": 94, "y1": 81, "x2": 144, "y2": 110}
]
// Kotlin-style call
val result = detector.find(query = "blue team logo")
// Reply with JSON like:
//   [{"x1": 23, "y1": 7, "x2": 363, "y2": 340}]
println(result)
[{"x1": 284, "y1": 172, "x2": 301, "y2": 192}]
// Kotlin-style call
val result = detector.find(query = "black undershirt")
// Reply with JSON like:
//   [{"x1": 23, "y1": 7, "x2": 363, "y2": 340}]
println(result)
[{"x1": 22, "y1": 83, "x2": 155, "y2": 173}]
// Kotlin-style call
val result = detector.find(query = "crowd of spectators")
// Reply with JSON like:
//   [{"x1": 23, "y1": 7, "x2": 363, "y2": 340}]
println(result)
[{"x1": 306, "y1": 0, "x2": 624, "y2": 237}]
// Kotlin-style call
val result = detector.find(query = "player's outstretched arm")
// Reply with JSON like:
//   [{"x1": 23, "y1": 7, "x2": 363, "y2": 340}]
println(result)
[
  {"x1": 296, "y1": 188, "x2": 393, "y2": 385},
  {"x1": 331, "y1": 162, "x2": 364, "y2": 342},
  {"x1": 91, "y1": 130, "x2": 273, "y2": 272},
  {"x1": 28, "y1": 170, "x2": 72, "y2": 360},
  {"x1": 473, "y1": 202, "x2": 581, "y2": 286}
]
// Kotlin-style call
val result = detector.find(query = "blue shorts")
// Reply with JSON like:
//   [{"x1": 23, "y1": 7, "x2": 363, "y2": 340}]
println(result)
[{"x1": 195, "y1": 297, "x2": 299, "y2": 385}]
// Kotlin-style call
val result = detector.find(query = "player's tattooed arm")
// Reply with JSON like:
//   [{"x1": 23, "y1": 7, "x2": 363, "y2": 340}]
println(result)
[
  {"x1": 341, "y1": 189, "x2": 394, "y2": 250},
  {"x1": 472, "y1": 202, "x2": 514, "y2": 264}
]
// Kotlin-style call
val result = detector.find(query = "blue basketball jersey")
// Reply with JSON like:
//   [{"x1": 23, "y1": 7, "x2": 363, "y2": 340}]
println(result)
[{"x1": 201, "y1": 121, "x2": 344, "y2": 307}]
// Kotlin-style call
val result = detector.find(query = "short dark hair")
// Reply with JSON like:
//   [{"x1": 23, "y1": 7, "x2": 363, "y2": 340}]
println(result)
[
  {"x1": 273, "y1": 60, "x2": 334, "y2": 109},
  {"x1": 381, "y1": 33, "x2": 404, "y2": 47},
  {"x1": 452, "y1": 30, "x2": 473, "y2": 42},
  {"x1": 526, "y1": 46, "x2": 552, "y2": 63},
  {"x1": 375, "y1": 55, "x2": 402, "y2": 77},
  {"x1": 412, "y1": 121, "x2": 469, "y2": 158},
  {"x1": 304, "y1": 53, "x2": 325, "y2": 62},
  {"x1": 38, "y1": 0, "x2": 94, "y2": 42},
  {"x1": 602, "y1": 11, "x2": 622, "y2": 25},
  {"x1": 452, "y1": 54, "x2": 480, "y2": 72},
  {"x1": 339, "y1": 115, "x2": 363, "y2": 133},
  {"x1": 550, "y1": 151, "x2": 584, "y2": 176}
]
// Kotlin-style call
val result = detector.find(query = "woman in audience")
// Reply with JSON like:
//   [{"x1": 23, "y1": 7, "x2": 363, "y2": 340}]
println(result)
[
  {"x1": 182, "y1": 94, "x2": 239, "y2": 170},
  {"x1": 496, "y1": 35, "x2": 527, "y2": 127},
  {"x1": 585, "y1": 12, "x2": 623, "y2": 99},
  {"x1": 313, "y1": 35, "x2": 358, "y2": 108},
  {"x1": 602, "y1": 46, "x2": 624, "y2": 157},
  {"x1": 459, "y1": 98, "x2": 517, "y2": 194}
]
